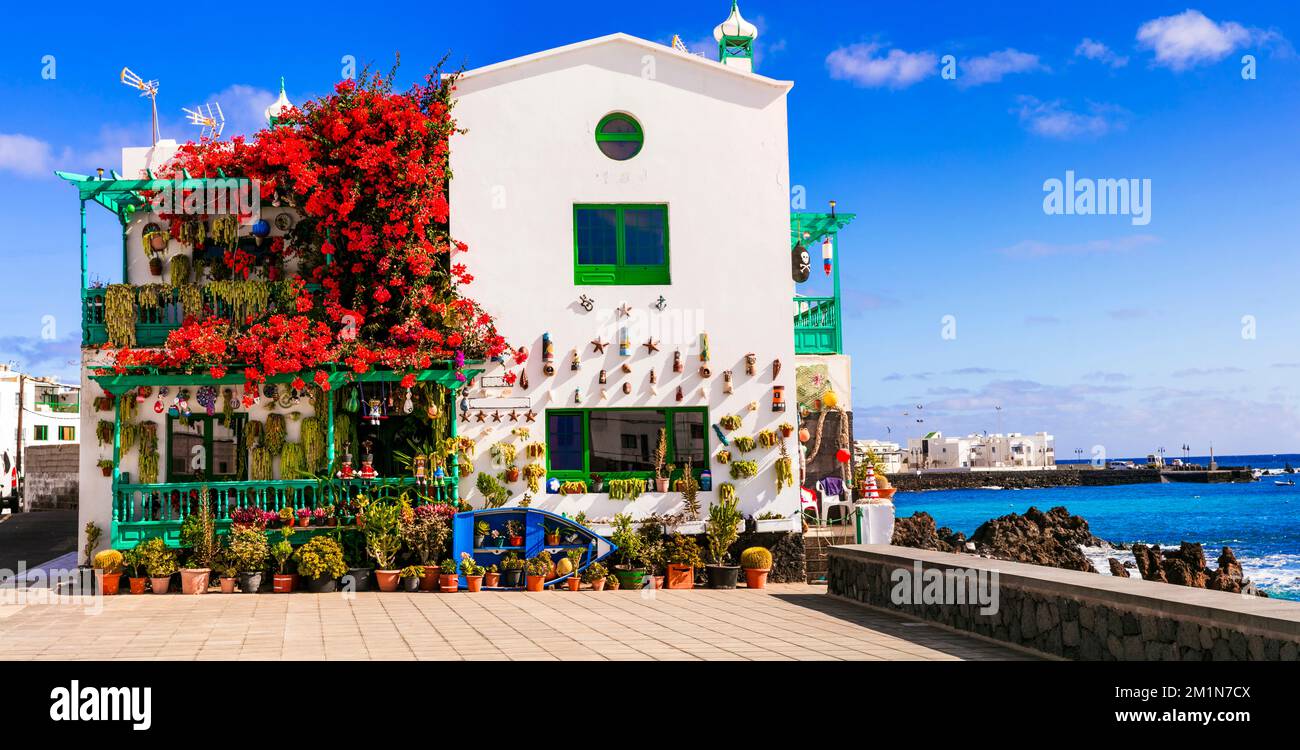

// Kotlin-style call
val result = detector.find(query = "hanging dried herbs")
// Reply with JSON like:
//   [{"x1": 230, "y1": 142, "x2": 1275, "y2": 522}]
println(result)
[
  {"x1": 250, "y1": 445, "x2": 272, "y2": 481},
  {"x1": 280, "y1": 442, "x2": 306, "y2": 480},
  {"x1": 104, "y1": 284, "x2": 136, "y2": 346},
  {"x1": 119, "y1": 422, "x2": 140, "y2": 456},
  {"x1": 245, "y1": 419, "x2": 264, "y2": 447},
  {"x1": 177, "y1": 283, "x2": 204, "y2": 320},
  {"x1": 301, "y1": 416, "x2": 325, "y2": 473},
  {"x1": 139, "y1": 423, "x2": 159, "y2": 484},
  {"x1": 264, "y1": 413, "x2": 286, "y2": 454}
]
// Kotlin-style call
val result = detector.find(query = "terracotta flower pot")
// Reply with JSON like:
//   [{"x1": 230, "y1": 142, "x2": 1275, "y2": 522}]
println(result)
[
  {"x1": 297, "y1": 517, "x2": 311, "y2": 528},
  {"x1": 149, "y1": 576, "x2": 171, "y2": 594},
  {"x1": 100, "y1": 466, "x2": 113, "y2": 477},
  {"x1": 374, "y1": 570, "x2": 401, "y2": 592},
  {"x1": 566, "y1": 577, "x2": 581, "y2": 591},
  {"x1": 591, "y1": 578, "x2": 606, "y2": 591},
  {"x1": 505, "y1": 467, "x2": 520, "y2": 482},
  {"x1": 484, "y1": 571, "x2": 500, "y2": 588},
  {"x1": 465, "y1": 575, "x2": 483, "y2": 592},
  {"x1": 655, "y1": 477, "x2": 670, "y2": 492},
  {"x1": 98, "y1": 571, "x2": 122, "y2": 595},
  {"x1": 744, "y1": 568, "x2": 770, "y2": 589},
  {"x1": 419, "y1": 566, "x2": 440, "y2": 591},
  {"x1": 654, "y1": 575, "x2": 666, "y2": 590},
  {"x1": 545, "y1": 534, "x2": 560, "y2": 546},
  {"x1": 219, "y1": 577, "x2": 237, "y2": 594},
  {"x1": 128, "y1": 577, "x2": 147, "y2": 595},
  {"x1": 666, "y1": 564, "x2": 694, "y2": 590},
  {"x1": 180, "y1": 568, "x2": 210, "y2": 595},
  {"x1": 272, "y1": 573, "x2": 295, "y2": 593},
  {"x1": 439, "y1": 574, "x2": 459, "y2": 593},
  {"x1": 508, "y1": 535, "x2": 523, "y2": 547},
  {"x1": 525, "y1": 575, "x2": 546, "y2": 592},
  {"x1": 780, "y1": 426, "x2": 794, "y2": 438},
  {"x1": 607, "y1": 579, "x2": 620, "y2": 591},
  {"x1": 148, "y1": 257, "x2": 163, "y2": 276}
]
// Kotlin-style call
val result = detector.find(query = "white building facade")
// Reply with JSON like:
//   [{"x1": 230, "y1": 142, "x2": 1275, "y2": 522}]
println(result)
[
  {"x1": 0, "y1": 364, "x2": 80, "y2": 498},
  {"x1": 901, "y1": 431, "x2": 1056, "y2": 471}
]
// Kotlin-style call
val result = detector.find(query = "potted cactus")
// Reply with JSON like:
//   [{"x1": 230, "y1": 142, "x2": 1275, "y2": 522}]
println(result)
[
  {"x1": 92, "y1": 550, "x2": 124, "y2": 595},
  {"x1": 741, "y1": 546, "x2": 773, "y2": 589},
  {"x1": 563, "y1": 548, "x2": 584, "y2": 591},
  {"x1": 653, "y1": 428, "x2": 670, "y2": 492},
  {"x1": 704, "y1": 496, "x2": 743, "y2": 589}
]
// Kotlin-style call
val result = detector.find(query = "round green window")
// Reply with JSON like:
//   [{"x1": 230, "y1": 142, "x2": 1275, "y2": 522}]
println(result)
[{"x1": 596, "y1": 113, "x2": 643, "y2": 161}]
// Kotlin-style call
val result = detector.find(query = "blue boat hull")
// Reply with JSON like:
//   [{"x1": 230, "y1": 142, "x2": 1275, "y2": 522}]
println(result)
[{"x1": 451, "y1": 508, "x2": 616, "y2": 589}]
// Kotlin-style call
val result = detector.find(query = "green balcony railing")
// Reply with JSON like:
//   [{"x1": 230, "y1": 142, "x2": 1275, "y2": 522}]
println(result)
[
  {"x1": 793, "y1": 296, "x2": 841, "y2": 355},
  {"x1": 111, "y1": 477, "x2": 458, "y2": 548},
  {"x1": 81, "y1": 283, "x2": 315, "y2": 347}
]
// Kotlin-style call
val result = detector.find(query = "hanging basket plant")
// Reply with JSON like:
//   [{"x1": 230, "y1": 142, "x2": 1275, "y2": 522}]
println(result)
[
  {"x1": 263, "y1": 413, "x2": 287, "y2": 454},
  {"x1": 138, "y1": 423, "x2": 159, "y2": 484},
  {"x1": 169, "y1": 254, "x2": 192, "y2": 288},
  {"x1": 95, "y1": 420, "x2": 114, "y2": 447},
  {"x1": 104, "y1": 284, "x2": 137, "y2": 347}
]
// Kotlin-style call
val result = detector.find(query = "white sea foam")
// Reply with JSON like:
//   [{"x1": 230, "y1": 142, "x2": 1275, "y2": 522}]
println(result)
[{"x1": 1080, "y1": 543, "x2": 1300, "y2": 599}]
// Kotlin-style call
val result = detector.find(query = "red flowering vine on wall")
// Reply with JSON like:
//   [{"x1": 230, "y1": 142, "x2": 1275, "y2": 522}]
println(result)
[{"x1": 113, "y1": 60, "x2": 507, "y2": 392}]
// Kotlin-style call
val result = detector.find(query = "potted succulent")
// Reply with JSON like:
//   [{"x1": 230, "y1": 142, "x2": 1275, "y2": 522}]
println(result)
[
  {"x1": 544, "y1": 521, "x2": 562, "y2": 547},
  {"x1": 277, "y1": 506, "x2": 294, "y2": 528},
  {"x1": 474, "y1": 520, "x2": 490, "y2": 548},
  {"x1": 96, "y1": 459, "x2": 113, "y2": 478},
  {"x1": 296, "y1": 508, "x2": 312, "y2": 528},
  {"x1": 295, "y1": 536, "x2": 346, "y2": 593},
  {"x1": 665, "y1": 534, "x2": 703, "y2": 590},
  {"x1": 214, "y1": 549, "x2": 239, "y2": 593},
  {"x1": 610, "y1": 514, "x2": 646, "y2": 590},
  {"x1": 740, "y1": 546, "x2": 773, "y2": 589},
  {"x1": 122, "y1": 548, "x2": 147, "y2": 594},
  {"x1": 605, "y1": 573, "x2": 620, "y2": 591},
  {"x1": 140, "y1": 538, "x2": 177, "y2": 594},
  {"x1": 525, "y1": 552, "x2": 552, "y2": 592},
  {"x1": 779, "y1": 423, "x2": 795, "y2": 439},
  {"x1": 484, "y1": 564, "x2": 500, "y2": 588},
  {"x1": 400, "y1": 565, "x2": 425, "y2": 592},
  {"x1": 179, "y1": 491, "x2": 217, "y2": 594},
  {"x1": 270, "y1": 533, "x2": 296, "y2": 593},
  {"x1": 312, "y1": 507, "x2": 329, "y2": 526},
  {"x1": 505, "y1": 520, "x2": 523, "y2": 547},
  {"x1": 583, "y1": 562, "x2": 608, "y2": 591},
  {"x1": 228, "y1": 525, "x2": 269, "y2": 593},
  {"x1": 500, "y1": 553, "x2": 525, "y2": 588},
  {"x1": 365, "y1": 501, "x2": 404, "y2": 592},
  {"x1": 704, "y1": 496, "x2": 743, "y2": 589},
  {"x1": 653, "y1": 427, "x2": 670, "y2": 492},
  {"x1": 92, "y1": 550, "x2": 124, "y2": 595},
  {"x1": 438, "y1": 558, "x2": 459, "y2": 593},
  {"x1": 460, "y1": 553, "x2": 485, "y2": 592},
  {"x1": 563, "y1": 548, "x2": 584, "y2": 591}
]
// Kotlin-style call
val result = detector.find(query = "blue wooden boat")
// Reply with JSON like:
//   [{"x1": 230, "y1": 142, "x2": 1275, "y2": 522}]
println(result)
[{"x1": 451, "y1": 508, "x2": 616, "y2": 589}]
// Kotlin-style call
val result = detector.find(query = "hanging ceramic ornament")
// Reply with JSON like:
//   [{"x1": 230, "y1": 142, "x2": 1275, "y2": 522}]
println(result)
[
  {"x1": 621, "y1": 363, "x2": 632, "y2": 374},
  {"x1": 747, "y1": 400, "x2": 759, "y2": 412},
  {"x1": 745, "y1": 353, "x2": 757, "y2": 376},
  {"x1": 673, "y1": 350, "x2": 683, "y2": 373},
  {"x1": 403, "y1": 389, "x2": 415, "y2": 414},
  {"x1": 675, "y1": 386, "x2": 684, "y2": 402},
  {"x1": 723, "y1": 370, "x2": 734, "y2": 395},
  {"x1": 520, "y1": 370, "x2": 530, "y2": 390},
  {"x1": 573, "y1": 388, "x2": 582, "y2": 405},
  {"x1": 773, "y1": 359, "x2": 782, "y2": 379},
  {"x1": 619, "y1": 325, "x2": 631, "y2": 356},
  {"x1": 622, "y1": 382, "x2": 632, "y2": 395},
  {"x1": 649, "y1": 369, "x2": 658, "y2": 396},
  {"x1": 699, "y1": 385, "x2": 709, "y2": 399},
  {"x1": 542, "y1": 333, "x2": 555, "y2": 377},
  {"x1": 772, "y1": 385, "x2": 786, "y2": 412},
  {"x1": 571, "y1": 350, "x2": 580, "y2": 371},
  {"x1": 698, "y1": 333, "x2": 711, "y2": 377},
  {"x1": 600, "y1": 388, "x2": 608, "y2": 401},
  {"x1": 712, "y1": 423, "x2": 730, "y2": 446},
  {"x1": 599, "y1": 369, "x2": 608, "y2": 385}
]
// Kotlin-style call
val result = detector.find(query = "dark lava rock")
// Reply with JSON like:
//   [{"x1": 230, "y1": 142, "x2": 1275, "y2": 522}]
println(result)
[
  {"x1": 968, "y1": 506, "x2": 1099, "y2": 573},
  {"x1": 1131, "y1": 542, "x2": 1265, "y2": 596},
  {"x1": 891, "y1": 511, "x2": 966, "y2": 553},
  {"x1": 1107, "y1": 558, "x2": 1130, "y2": 577}
]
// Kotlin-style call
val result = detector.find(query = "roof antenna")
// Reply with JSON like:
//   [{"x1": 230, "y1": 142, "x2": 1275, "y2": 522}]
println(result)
[{"x1": 120, "y1": 67, "x2": 161, "y2": 146}]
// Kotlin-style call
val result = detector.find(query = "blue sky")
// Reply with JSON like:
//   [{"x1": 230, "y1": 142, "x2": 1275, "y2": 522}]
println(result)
[{"x1": 0, "y1": 1, "x2": 1297, "y2": 456}]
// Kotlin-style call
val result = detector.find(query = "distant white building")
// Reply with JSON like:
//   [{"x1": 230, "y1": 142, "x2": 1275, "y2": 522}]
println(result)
[
  {"x1": 901, "y1": 431, "x2": 1055, "y2": 471},
  {"x1": 0, "y1": 364, "x2": 81, "y2": 498},
  {"x1": 854, "y1": 439, "x2": 904, "y2": 474}
]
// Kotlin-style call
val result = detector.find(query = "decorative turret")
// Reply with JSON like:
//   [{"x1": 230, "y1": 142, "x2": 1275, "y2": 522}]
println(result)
[
  {"x1": 713, "y1": 1, "x2": 759, "y2": 72},
  {"x1": 264, "y1": 78, "x2": 293, "y2": 127}
]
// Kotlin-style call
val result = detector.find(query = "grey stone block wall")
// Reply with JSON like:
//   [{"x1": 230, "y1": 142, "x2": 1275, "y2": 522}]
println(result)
[
  {"x1": 24, "y1": 444, "x2": 80, "y2": 511},
  {"x1": 828, "y1": 545, "x2": 1300, "y2": 661}
]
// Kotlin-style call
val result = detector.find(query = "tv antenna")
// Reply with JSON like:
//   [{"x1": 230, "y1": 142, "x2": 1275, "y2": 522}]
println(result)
[
  {"x1": 120, "y1": 67, "x2": 161, "y2": 145},
  {"x1": 183, "y1": 102, "x2": 225, "y2": 140}
]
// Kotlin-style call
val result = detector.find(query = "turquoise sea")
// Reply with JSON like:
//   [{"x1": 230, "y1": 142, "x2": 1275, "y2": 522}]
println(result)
[{"x1": 893, "y1": 454, "x2": 1300, "y2": 600}]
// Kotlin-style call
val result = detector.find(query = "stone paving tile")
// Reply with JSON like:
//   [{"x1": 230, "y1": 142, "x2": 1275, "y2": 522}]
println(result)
[{"x1": 0, "y1": 584, "x2": 1034, "y2": 661}]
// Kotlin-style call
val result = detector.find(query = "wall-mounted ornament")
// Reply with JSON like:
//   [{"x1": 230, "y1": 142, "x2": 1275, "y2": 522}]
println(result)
[
  {"x1": 619, "y1": 326, "x2": 631, "y2": 356},
  {"x1": 723, "y1": 370, "x2": 734, "y2": 394},
  {"x1": 570, "y1": 350, "x2": 581, "y2": 371},
  {"x1": 745, "y1": 353, "x2": 757, "y2": 375},
  {"x1": 792, "y1": 243, "x2": 811, "y2": 283},
  {"x1": 621, "y1": 363, "x2": 632, "y2": 374},
  {"x1": 772, "y1": 359, "x2": 782, "y2": 379},
  {"x1": 599, "y1": 369, "x2": 608, "y2": 385},
  {"x1": 643, "y1": 338, "x2": 660, "y2": 354},
  {"x1": 573, "y1": 388, "x2": 582, "y2": 405},
  {"x1": 520, "y1": 371, "x2": 530, "y2": 390},
  {"x1": 475, "y1": 411, "x2": 487, "y2": 423},
  {"x1": 492, "y1": 411, "x2": 503, "y2": 423},
  {"x1": 600, "y1": 388, "x2": 609, "y2": 401},
  {"x1": 617, "y1": 302, "x2": 633, "y2": 318},
  {"x1": 654, "y1": 295, "x2": 667, "y2": 311},
  {"x1": 649, "y1": 369, "x2": 658, "y2": 385},
  {"x1": 772, "y1": 385, "x2": 786, "y2": 412},
  {"x1": 578, "y1": 294, "x2": 595, "y2": 312},
  {"x1": 747, "y1": 401, "x2": 759, "y2": 412},
  {"x1": 525, "y1": 410, "x2": 538, "y2": 423},
  {"x1": 699, "y1": 332, "x2": 710, "y2": 363},
  {"x1": 622, "y1": 382, "x2": 633, "y2": 395},
  {"x1": 514, "y1": 346, "x2": 529, "y2": 365},
  {"x1": 508, "y1": 410, "x2": 519, "y2": 422},
  {"x1": 591, "y1": 337, "x2": 609, "y2": 354},
  {"x1": 402, "y1": 389, "x2": 415, "y2": 414},
  {"x1": 822, "y1": 236, "x2": 834, "y2": 276},
  {"x1": 675, "y1": 386, "x2": 684, "y2": 403},
  {"x1": 274, "y1": 212, "x2": 295, "y2": 232},
  {"x1": 712, "y1": 423, "x2": 730, "y2": 446},
  {"x1": 673, "y1": 350, "x2": 684, "y2": 373},
  {"x1": 542, "y1": 333, "x2": 555, "y2": 376}
]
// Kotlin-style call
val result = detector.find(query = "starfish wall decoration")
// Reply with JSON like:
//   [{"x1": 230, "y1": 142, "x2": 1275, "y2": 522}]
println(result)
[
  {"x1": 591, "y1": 338, "x2": 609, "y2": 354},
  {"x1": 643, "y1": 338, "x2": 660, "y2": 354}
]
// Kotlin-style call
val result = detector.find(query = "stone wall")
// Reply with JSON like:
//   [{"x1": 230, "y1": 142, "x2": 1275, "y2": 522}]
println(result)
[
  {"x1": 803, "y1": 409, "x2": 853, "y2": 491},
  {"x1": 730, "y1": 530, "x2": 804, "y2": 583},
  {"x1": 886, "y1": 468, "x2": 1161, "y2": 491},
  {"x1": 23, "y1": 444, "x2": 80, "y2": 512},
  {"x1": 827, "y1": 545, "x2": 1300, "y2": 661}
]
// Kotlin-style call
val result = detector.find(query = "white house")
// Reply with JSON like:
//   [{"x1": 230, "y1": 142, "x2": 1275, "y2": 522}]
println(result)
[
  {"x1": 902, "y1": 431, "x2": 1056, "y2": 471},
  {"x1": 0, "y1": 364, "x2": 80, "y2": 501},
  {"x1": 450, "y1": 15, "x2": 801, "y2": 528}
]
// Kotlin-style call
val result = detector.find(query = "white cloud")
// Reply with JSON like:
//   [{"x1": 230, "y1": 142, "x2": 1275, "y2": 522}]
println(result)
[
  {"x1": 0, "y1": 133, "x2": 59, "y2": 177},
  {"x1": 1075, "y1": 38, "x2": 1129, "y2": 68},
  {"x1": 1014, "y1": 96, "x2": 1126, "y2": 139},
  {"x1": 958, "y1": 48, "x2": 1046, "y2": 86},
  {"x1": 996, "y1": 234, "x2": 1159, "y2": 258},
  {"x1": 826, "y1": 43, "x2": 937, "y2": 89},
  {"x1": 1136, "y1": 9, "x2": 1283, "y2": 71},
  {"x1": 202, "y1": 84, "x2": 278, "y2": 138}
]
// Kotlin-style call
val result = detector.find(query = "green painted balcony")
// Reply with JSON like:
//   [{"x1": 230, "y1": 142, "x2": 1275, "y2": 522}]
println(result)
[
  {"x1": 793, "y1": 295, "x2": 840, "y2": 355},
  {"x1": 111, "y1": 477, "x2": 458, "y2": 549}
]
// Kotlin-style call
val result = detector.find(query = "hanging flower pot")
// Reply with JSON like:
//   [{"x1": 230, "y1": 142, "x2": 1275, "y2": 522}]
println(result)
[
  {"x1": 148, "y1": 256, "x2": 163, "y2": 276},
  {"x1": 505, "y1": 466, "x2": 520, "y2": 483}
]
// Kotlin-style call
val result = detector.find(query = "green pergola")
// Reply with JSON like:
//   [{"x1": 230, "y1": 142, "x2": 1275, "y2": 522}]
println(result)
[{"x1": 790, "y1": 210, "x2": 856, "y2": 355}]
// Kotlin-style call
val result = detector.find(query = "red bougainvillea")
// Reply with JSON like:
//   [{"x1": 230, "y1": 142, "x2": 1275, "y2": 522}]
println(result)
[{"x1": 114, "y1": 61, "x2": 507, "y2": 390}]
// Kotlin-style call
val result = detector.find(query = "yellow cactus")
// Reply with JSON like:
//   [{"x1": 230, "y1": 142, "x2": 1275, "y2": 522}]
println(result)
[
  {"x1": 739, "y1": 547, "x2": 772, "y2": 570},
  {"x1": 92, "y1": 549, "x2": 124, "y2": 573}
]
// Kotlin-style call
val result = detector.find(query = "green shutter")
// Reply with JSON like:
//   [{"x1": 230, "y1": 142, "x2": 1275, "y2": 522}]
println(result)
[{"x1": 573, "y1": 204, "x2": 670, "y2": 286}]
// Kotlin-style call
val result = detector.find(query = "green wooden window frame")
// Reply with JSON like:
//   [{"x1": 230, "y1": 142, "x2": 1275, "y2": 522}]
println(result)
[
  {"x1": 58, "y1": 426, "x2": 76, "y2": 441},
  {"x1": 573, "y1": 204, "x2": 670, "y2": 285},
  {"x1": 33, "y1": 425, "x2": 49, "y2": 441},
  {"x1": 544, "y1": 407, "x2": 708, "y2": 489},
  {"x1": 595, "y1": 113, "x2": 643, "y2": 161},
  {"x1": 165, "y1": 414, "x2": 247, "y2": 483}
]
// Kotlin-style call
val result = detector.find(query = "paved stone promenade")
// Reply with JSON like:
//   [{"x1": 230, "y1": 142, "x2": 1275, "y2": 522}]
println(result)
[{"x1": 0, "y1": 584, "x2": 1034, "y2": 661}]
